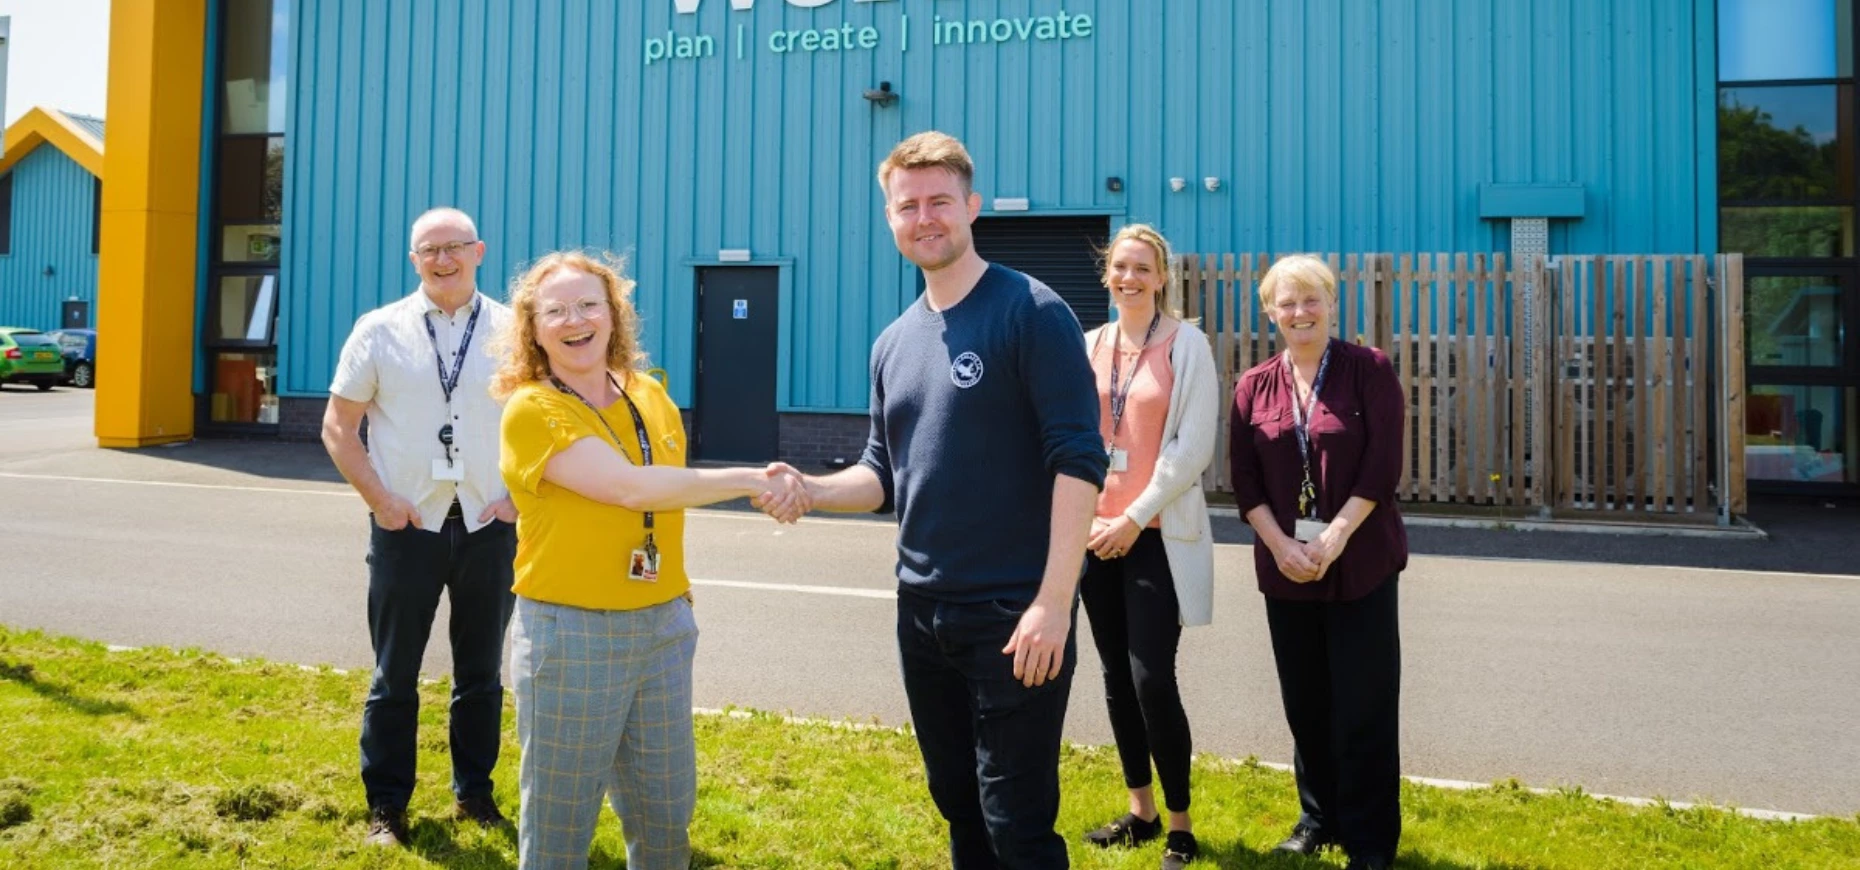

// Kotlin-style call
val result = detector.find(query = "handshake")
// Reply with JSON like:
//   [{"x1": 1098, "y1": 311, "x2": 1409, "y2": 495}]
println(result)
[{"x1": 749, "y1": 462, "x2": 813, "y2": 523}]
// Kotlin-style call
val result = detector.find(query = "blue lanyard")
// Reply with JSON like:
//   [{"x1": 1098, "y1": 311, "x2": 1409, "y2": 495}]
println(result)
[
  {"x1": 423, "y1": 298, "x2": 482, "y2": 405},
  {"x1": 1287, "y1": 344, "x2": 1332, "y2": 518},
  {"x1": 1106, "y1": 311, "x2": 1162, "y2": 444}
]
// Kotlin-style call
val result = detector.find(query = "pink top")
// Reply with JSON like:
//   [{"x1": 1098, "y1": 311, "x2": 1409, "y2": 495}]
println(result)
[{"x1": 1090, "y1": 326, "x2": 1179, "y2": 526}]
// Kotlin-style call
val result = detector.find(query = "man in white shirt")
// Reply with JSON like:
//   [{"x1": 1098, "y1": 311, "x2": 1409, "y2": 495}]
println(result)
[{"x1": 322, "y1": 207, "x2": 518, "y2": 847}]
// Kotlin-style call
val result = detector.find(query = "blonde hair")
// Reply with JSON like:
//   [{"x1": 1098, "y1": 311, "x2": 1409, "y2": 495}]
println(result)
[
  {"x1": 491, "y1": 251, "x2": 648, "y2": 400},
  {"x1": 1100, "y1": 223, "x2": 1182, "y2": 318},
  {"x1": 1257, "y1": 254, "x2": 1339, "y2": 309},
  {"x1": 878, "y1": 131, "x2": 975, "y2": 196}
]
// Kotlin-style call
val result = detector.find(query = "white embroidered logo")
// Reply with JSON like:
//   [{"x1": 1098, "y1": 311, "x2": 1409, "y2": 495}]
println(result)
[{"x1": 950, "y1": 352, "x2": 984, "y2": 389}]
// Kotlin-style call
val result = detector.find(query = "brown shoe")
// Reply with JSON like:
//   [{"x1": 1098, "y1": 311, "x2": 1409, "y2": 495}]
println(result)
[
  {"x1": 365, "y1": 806, "x2": 410, "y2": 847},
  {"x1": 455, "y1": 794, "x2": 509, "y2": 828}
]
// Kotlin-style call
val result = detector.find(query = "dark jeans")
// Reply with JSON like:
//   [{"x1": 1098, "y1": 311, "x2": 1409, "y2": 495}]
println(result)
[
  {"x1": 1263, "y1": 574, "x2": 1402, "y2": 863},
  {"x1": 897, "y1": 588, "x2": 1077, "y2": 870},
  {"x1": 1080, "y1": 528, "x2": 1193, "y2": 812},
  {"x1": 361, "y1": 514, "x2": 516, "y2": 812}
]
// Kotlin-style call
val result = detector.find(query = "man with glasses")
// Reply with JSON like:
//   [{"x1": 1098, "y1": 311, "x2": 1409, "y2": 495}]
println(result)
[{"x1": 322, "y1": 207, "x2": 518, "y2": 847}]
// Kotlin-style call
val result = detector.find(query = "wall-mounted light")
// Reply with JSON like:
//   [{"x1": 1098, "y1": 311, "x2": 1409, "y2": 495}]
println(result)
[
  {"x1": 1203, "y1": 177, "x2": 1222, "y2": 192},
  {"x1": 1105, "y1": 176, "x2": 1123, "y2": 193},
  {"x1": 1169, "y1": 177, "x2": 1187, "y2": 192},
  {"x1": 863, "y1": 81, "x2": 898, "y2": 106},
  {"x1": 42, "y1": 265, "x2": 55, "y2": 277}
]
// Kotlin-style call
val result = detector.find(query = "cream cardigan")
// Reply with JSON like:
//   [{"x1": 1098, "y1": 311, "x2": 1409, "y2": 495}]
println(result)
[{"x1": 1086, "y1": 320, "x2": 1220, "y2": 626}]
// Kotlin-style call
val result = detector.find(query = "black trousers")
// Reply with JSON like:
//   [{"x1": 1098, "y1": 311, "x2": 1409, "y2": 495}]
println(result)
[
  {"x1": 1263, "y1": 575, "x2": 1401, "y2": 862},
  {"x1": 361, "y1": 514, "x2": 516, "y2": 812},
  {"x1": 1080, "y1": 528, "x2": 1194, "y2": 813}
]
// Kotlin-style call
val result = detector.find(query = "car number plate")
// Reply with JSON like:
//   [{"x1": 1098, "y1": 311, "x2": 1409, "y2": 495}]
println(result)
[{"x1": 34, "y1": 351, "x2": 56, "y2": 361}]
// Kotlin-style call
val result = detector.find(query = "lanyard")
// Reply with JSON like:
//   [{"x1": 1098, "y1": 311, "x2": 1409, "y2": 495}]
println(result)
[
  {"x1": 1106, "y1": 311, "x2": 1162, "y2": 445},
  {"x1": 552, "y1": 374, "x2": 659, "y2": 539},
  {"x1": 1287, "y1": 343, "x2": 1332, "y2": 519},
  {"x1": 423, "y1": 298, "x2": 483, "y2": 405}
]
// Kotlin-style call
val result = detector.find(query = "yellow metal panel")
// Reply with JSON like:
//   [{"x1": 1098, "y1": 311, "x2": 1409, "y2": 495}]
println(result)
[
  {"x1": 0, "y1": 107, "x2": 105, "y2": 178},
  {"x1": 95, "y1": 0, "x2": 207, "y2": 447}
]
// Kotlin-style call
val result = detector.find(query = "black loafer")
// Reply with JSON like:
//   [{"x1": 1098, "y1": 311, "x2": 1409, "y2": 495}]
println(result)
[
  {"x1": 1161, "y1": 830, "x2": 1199, "y2": 869},
  {"x1": 455, "y1": 794, "x2": 509, "y2": 828},
  {"x1": 1273, "y1": 822, "x2": 1333, "y2": 854},
  {"x1": 1344, "y1": 855, "x2": 1391, "y2": 870},
  {"x1": 1085, "y1": 812, "x2": 1162, "y2": 848}
]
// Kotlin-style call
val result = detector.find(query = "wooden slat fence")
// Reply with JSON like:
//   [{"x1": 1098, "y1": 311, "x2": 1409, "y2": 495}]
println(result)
[{"x1": 1175, "y1": 252, "x2": 1746, "y2": 522}]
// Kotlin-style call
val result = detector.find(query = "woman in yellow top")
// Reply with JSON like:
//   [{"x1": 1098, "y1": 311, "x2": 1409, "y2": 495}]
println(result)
[{"x1": 493, "y1": 251, "x2": 804, "y2": 870}]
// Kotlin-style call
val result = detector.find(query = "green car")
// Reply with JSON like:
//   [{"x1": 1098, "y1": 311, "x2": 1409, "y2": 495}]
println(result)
[{"x1": 0, "y1": 327, "x2": 67, "y2": 391}]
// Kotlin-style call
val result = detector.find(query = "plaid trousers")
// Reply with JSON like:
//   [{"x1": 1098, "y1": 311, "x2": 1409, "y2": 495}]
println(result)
[{"x1": 510, "y1": 594, "x2": 700, "y2": 870}]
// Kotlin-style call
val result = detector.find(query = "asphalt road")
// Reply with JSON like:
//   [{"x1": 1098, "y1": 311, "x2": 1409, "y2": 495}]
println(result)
[{"x1": 2, "y1": 388, "x2": 1858, "y2": 817}]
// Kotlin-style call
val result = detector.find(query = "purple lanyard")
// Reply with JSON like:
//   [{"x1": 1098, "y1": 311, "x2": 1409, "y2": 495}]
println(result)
[
  {"x1": 1286, "y1": 344, "x2": 1332, "y2": 519},
  {"x1": 1106, "y1": 311, "x2": 1161, "y2": 444}
]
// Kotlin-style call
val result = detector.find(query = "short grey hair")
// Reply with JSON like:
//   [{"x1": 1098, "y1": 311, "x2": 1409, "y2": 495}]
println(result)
[{"x1": 409, "y1": 207, "x2": 479, "y2": 249}]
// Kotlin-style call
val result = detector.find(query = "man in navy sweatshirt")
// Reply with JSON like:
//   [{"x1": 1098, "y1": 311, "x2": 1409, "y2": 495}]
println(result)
[{"x1": 776, "y1": 131, "x2": 1106, "y2": 868}]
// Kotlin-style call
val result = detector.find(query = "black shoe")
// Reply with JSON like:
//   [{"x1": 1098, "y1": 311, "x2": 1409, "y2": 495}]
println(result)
[
  {"x1": 455, "y1": 794, "x2": 509, "y2": 828},
  {"x1": 1273, "y1": 823, "x2": 1333, "y2": 854},
  {"x1": 1344, "y1": 855, "x2": 1391, "y2": 870},
  {"x1": 1161, "y1": 830, "x2": 1199, "y2": 869},
  {"x1": 364, "y1": 805, "x2": 410, "y2": 847},
  {"x1": 1085, "y1": 812, "x2": 1163, "y2": 848}
]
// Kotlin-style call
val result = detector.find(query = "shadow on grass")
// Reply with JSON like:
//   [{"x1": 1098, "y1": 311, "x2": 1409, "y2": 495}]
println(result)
[
  {"x1": 408, "y1": 816, "x2": 517, "y2": 868},
  {"x1": 0, "y1": 659, "x2": 142, "y2": 719},
  {"x1": 1206, "y1": 840, "x2": 1537, "y2": 869}
]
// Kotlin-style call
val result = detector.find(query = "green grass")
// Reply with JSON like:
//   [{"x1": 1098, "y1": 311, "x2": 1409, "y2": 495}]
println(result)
[{"x1": 1, "y1": 626, "x2": 1856, "y2": 869}]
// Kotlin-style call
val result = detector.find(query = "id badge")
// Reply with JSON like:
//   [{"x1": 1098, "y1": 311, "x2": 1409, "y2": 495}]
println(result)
[
  {"x1": 1107, "y1": 447, "x2": 1129, "y2": 473},
  {"x1": 1294, "y1": 519, "x2": 1327, "y2": 543},
  {"x1": 432, "y1": 458, "x2": 465, "y2": 482},
  {"x1": 627, "y1": 547, "x2": 660, "y2": 582}
]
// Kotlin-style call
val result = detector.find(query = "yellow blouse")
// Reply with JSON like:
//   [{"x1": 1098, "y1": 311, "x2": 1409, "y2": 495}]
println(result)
[{"x1": 499, "y1": 374, "x2": 690, "y2": 611}]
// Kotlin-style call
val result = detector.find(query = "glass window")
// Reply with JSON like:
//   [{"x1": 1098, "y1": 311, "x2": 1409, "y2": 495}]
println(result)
[
  {"x1": 220, "y1": 0, "x2": 290, "y2": 134},
  {"x1": 1747, "y1": 274, "x2": 1847, "y2": 367},
  {"x1": 1745, "y1": 385, "x2": 1858, "y2": 483},
  {"x1": 1722, "y1": 206, "x2": 1855, "y2": 256},
  {"x1": 211, "y1": 275, "x2": 279, "y2": 345},
  {"x1": 210, "y1": 351, "x2": 280, "y2": 424},
  {"x1": 1720, "y1": 0, "x2": 1851, "y2": 81},
  {"x1": 1718, "y1": 86, "x2": 1854, "y2": 201},
  {"x1": 217, "y1": 136, "x2": 284, "y2": 225}
]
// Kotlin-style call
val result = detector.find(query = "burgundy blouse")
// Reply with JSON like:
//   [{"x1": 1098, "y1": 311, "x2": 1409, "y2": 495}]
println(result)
[{"x1": 1229, "y1": 339, "x2": 1408, "y2": 601}]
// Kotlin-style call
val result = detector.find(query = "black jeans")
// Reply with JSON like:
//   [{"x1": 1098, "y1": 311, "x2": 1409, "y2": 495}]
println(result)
[
  {"x1": 361, "y1": 515, "x2": 516, "y2": 812},
  {"x1": 1080, "y1": 528, "x2": 1193, "y2": 812},
  {"x1": 897, "y1": 588, "x2": 1077, "y2": 870},
  {"x1": 1263, "y1": 575, "x2": 1402, "y2": 863}
]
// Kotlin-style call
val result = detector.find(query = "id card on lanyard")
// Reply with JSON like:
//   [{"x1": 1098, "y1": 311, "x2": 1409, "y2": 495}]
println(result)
[
  {"x1": 553, "y1": 374, "x2": 663, "y2": 582},
  {"x1": 1289, "y1": 344, "x2": 1332, "y2": 542},
  {"x1": 1104, "y1": 312, "x2": 1161, "y2": 473},
  {"x1": 425, "y1": 299, "x2": 482, "y2": 482}
]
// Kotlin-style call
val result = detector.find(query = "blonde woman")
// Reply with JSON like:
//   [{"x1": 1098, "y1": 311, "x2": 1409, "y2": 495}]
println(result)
[
  {"x1": 1229, "y1": 255, "x2": 1407, "y2": 870},
  {"x1": 1077, "y1": 224, "x2": 1219, "y2": 870},
  {"x1": 493, "y1": 252, "x2": 804, "y2": 869}
]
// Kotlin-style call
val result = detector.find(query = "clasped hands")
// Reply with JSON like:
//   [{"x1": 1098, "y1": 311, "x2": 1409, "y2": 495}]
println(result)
[
  {"x1": 1271, "y1": 521, "x2": 1350, "y2": 584},
  {"x1": 750, "y1": 461, "x2": 812, "y2": 523}
]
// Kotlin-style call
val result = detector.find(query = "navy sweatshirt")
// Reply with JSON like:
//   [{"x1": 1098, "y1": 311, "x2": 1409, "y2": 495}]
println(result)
[{"x1": 858, "y1": 263, "x2": 1109, "y2": 604}]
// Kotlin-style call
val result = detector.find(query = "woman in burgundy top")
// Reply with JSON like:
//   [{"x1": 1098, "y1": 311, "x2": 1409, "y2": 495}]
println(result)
[{"x1": 1229, "y1": 255, "x2": 1407, "y2": 870}]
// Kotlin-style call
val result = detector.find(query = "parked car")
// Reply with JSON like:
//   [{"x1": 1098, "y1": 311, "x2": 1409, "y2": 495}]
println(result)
[
  {"x1": 46, "y1": 328, "x2": 98, "y2": 388},
  {"x1": 0, "y1": 327, "x2": 66, "y2": 391}
]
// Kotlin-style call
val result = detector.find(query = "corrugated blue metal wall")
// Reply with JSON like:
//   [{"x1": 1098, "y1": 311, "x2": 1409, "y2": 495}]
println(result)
[
  {"x1": 0, "y1": 146, "x2": 99, "y2": 330},
  {"x1": 279, "y1": 0, "x2": 1716, "y2": 411}
]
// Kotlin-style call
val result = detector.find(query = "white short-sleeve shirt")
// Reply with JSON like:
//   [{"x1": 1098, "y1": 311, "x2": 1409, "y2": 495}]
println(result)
[{"x1": 330, "y1": 289, "x2": 514, "y2": 533}]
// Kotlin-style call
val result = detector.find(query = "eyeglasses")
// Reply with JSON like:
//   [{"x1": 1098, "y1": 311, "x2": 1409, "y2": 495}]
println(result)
[
  {"x1": 536, "y1": 298, "x2": 609, "y2": 326},
  {"x1": 412, "y1": 240, "x2": 478, "y2": 261}
]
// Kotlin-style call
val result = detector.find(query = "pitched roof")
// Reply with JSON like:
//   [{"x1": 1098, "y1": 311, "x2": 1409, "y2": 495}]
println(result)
[{"x1": 0, "y1": 106, "x2": 105, "y2": 179}]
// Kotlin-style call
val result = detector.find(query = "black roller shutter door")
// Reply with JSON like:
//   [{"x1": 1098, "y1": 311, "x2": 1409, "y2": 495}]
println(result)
[{"x1": 970, "y1": 216, "x2": 1112, "y2": 329}]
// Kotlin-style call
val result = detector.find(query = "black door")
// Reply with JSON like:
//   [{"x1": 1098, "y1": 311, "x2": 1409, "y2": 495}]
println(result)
[
  {"x1": 695, "y1": 267, "x2": 780, "y2": 462},
  {"x1": 971, "y1": 216, "x2": 1113, "y2": 328},
  {"x1": 61, "y1": 300, "x2": 90, "y2": 329}
]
